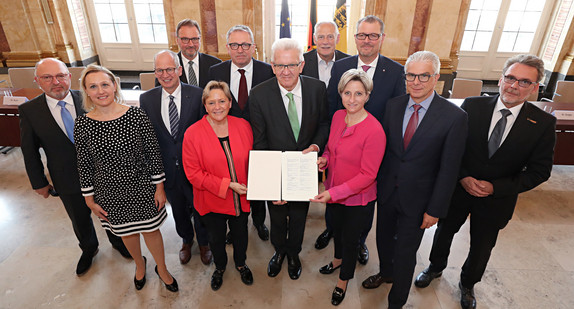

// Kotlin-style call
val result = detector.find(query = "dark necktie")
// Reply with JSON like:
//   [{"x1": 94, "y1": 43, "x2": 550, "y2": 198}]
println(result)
[
  {"x1": 57, "y1": 101, "x2": 75, "y2": 143},
  {"x1": 188, "y1": 61, "x2": 198, "y2": 86},
  {"x1": 403, "y1": 104, "x2": 422, "y2": 149},
  {"x1": 237, "y1": 69, "x2": 248, "y2": 110},
  {"x1": 168, "y1": 95, "x2": 179, "y2": 138},
  {"x1": 361, "y1": 65, "x2": 370, "y2": 72},
  {"x1": 488, "y1": 109, "x2": 511, "y2": 158}
]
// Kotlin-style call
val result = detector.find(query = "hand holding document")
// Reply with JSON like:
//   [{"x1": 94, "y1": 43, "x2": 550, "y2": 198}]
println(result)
[{"x1": 247, "y1": 151, "x2": 318, "y2": 202}]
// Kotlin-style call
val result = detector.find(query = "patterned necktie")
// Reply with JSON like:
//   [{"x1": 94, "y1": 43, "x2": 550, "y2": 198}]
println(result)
[
  {"x1": 168, "y1": 95, "x2": 179, "y2": 138},
  {"x1": 237, "y1": 69, "x2": 248, "y2": 110},
  {"x1": 488, "y1": 109, "x2": 511, "y2": 158},
  {"x1": 188, "y1": 61, "x2": 198, "y2": 86},
  {"x1": 57, "y1": 101, "x2": 74, "y2": 143},
  {"x1": 286, "y1": 92, "x2": 300, "y2": 141},
  {"x1": 403, "y1": 104, "x2": 421, "y2": 149},
  {"x1": 361, "y1": 65, "x2": 371, "y2": 72}
]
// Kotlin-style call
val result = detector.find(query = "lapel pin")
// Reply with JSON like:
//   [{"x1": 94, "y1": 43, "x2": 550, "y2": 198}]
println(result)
[{"x1": 527, "y1": 118, "x2": 536, "y2": 124}]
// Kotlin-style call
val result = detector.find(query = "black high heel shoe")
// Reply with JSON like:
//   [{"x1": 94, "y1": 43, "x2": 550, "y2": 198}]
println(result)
[
  {"x1": 331, "y1": 281, "x2": 348, "y2": 306},
  {"x1": 134, "y1": 256, "x2": 146, "y2": 290},
  {"x1": 155, "y1": 265, "x2": 179, "y2": 292}
]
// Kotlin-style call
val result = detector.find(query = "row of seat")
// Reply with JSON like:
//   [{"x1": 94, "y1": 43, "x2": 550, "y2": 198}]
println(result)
[{"x1": 7, "y1": 67, "x2": 574, "y2": 102}]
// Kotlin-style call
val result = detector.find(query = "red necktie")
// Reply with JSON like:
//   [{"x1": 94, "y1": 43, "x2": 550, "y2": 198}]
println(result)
[
  {"x1": 361, "y1": 65, "x2": 370, "y2": 72},
  {"x1": 238, "y1": 69, "x2": 248, "y2": 110},
  {"x1": 403, "y1": 104, "x2": 422, "y2": 149}
]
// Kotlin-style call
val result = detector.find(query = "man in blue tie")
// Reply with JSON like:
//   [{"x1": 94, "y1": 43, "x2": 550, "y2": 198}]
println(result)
[{"x1": 19, "y1": 58, "x2": 130, "y2": 276}]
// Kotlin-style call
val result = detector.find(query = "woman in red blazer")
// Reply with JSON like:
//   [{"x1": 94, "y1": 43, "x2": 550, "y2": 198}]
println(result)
[{"x1": 182, "y1": 81, "x2": 253, "y2": 291}]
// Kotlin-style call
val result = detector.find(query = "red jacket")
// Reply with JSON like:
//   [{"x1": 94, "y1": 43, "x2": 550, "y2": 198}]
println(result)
[{"x1": 182, "y1": 115, "x2": 253, "y2": 216}]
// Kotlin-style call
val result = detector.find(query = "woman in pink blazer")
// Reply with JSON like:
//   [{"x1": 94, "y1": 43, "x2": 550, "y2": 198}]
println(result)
[{"x1": 182, "y1": 81, "x2": 253, "y2": 291}]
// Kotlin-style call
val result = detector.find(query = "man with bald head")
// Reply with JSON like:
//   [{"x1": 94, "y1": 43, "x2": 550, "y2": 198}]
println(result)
[{"x1": 19, "y1": 58, "x2": 130, "y2": 276}]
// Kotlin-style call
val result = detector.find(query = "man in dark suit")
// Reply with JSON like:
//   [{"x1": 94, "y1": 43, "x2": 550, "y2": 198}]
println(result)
[
  {"x1": 250, "y1": 38, "x2": 329, "y2": 280},
  {"x1": 19, "y1": 58, "x2": 130, "y2": 276},
  {"x1": 140, "y1": 50, "x2": 212, "y2": 265},
  {"x1": 302, "y1": 20, "x2": 349, "y2": 251},
  {"x1": 208, "y1": 25, "x2": 274, "y2": 241},
  {"x1": 327, "y1": 15, "x2": 406, "y2": 264},
  {"x1": 361, "y1": 51, "x2": 468, "y2": 309},
  {"x1": 414, "y1": 54, "x2": 556, "y2": 309},
  {"x1": 173, "y1": 19, "x2": 221, "y2": 88}
]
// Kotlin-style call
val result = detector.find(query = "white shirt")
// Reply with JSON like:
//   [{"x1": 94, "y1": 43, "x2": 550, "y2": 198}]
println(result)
[
  {"x1": 184, "y1": 56, "x2": 199, "y2": 84},
  {"x1": 357, "y1": 56, "x2": 379, "y2": 80},
  {"x1": 488, "y1": 97, "x2": 524, "y2": 145},
  {"x1": 230, "y1": 60, "x2": 254, "y2": 100},
  {"x1": 317, "y1": 52, "x2": 336, "y2": 86},
  {"x1": 161, "y1": 84, "x2": 182, "y2": 135},
  {"x1": 278, "y1": 78, "x2": 303, "y2": 125},
  {"x1": 46, "y1": 92, "x2": 77, "y2": 139}
]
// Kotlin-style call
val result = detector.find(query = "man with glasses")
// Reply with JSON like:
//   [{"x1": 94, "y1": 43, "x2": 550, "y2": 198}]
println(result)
[
  {"x1": 327, "y1": 15, "x2": 406, "y2": 266},
  {"x1": 249, "y1": 38, "x2": 329, "y2": 280},
  {"x1": 173, "y1": 19, "x2": 221, "y2": 88},
  {"x1": 364, "y1": 50, "x2": 468, "y2": 308},
  {"x1": 140, "y1": 50, "x2": 212, "y2": 265},
  {"x1": 19, "y1": 58, "x2": 131, "y2": 276},
  {"x1": 414, "y1": 54, "x2": 555, "y2": 309},
  {"x1": 208, "y1": 25, "x2": 274, "y2": 243}
]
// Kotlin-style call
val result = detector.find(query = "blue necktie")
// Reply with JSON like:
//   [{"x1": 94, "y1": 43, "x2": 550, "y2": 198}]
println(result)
[{"x1": 57, "y1": 101, "x2": 75, "y2": 143}]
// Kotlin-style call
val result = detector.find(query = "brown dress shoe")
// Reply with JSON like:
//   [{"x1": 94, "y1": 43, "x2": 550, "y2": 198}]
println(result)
[
  {"x1": 179, "y1": 242, "x2": 192, "y2": 264},
  {"x1": 362, "y1": 273, "x2": 393, "y2": 289},
  {"x1": 199, "y1": 245, "x2": 213, "y2": 265}
]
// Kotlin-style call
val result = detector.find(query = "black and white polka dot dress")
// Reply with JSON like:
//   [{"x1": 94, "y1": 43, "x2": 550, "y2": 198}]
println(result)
[{"x1": 74, "y1": 106, "x2": 167, "y2": 236}]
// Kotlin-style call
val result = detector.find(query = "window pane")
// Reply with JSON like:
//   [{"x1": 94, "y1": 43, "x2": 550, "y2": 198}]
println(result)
[
  {"x1": 150, "y1": 4, "x2": 165, "y2": 23},
  {"x1": 153, "y1": 24, "x2": 168, "y2": 43},
  {"x1": 134, "y1": 4, "x2": 151, "y2": 23},
  {"x1": 470, "y1": 0, "x2": 485, "y2": 10},
  {"x1": 465, "y1": 10, "x2": 481, "y2": 30},
  {"x1": 514, "y1": 32, "x2": 534, "y2": 51},
  {"x1": 526, "y1": 0, "x2": 545, "y2": 11},
  {"x1": 509, "y1": 0, "x2": 528, "y2": 11},
  {"x1": 483, "y1": 0, "x2": 502, "y2": 10},
  {"x1": 503, "y1": 11, "x2": 522, "y2": 31},
  {"x1": 99, "y1": 23, "x2": 117, "y2": 42},
  {"x1": 498, "y1": 31, "x2": 517, "y2": 52},
  {"x1": 473, "y1": 31, "x2": 493, "y2": 51},
  {"x1": 477, "y1": 10, "x2": 498, "y2": 31},
  {"x1": 116, "y1": 23, "x2": 131, "y2": 43},
  {"x1": 110, "y1": 4, "x2": 128, "y2": 23},
  {"x1": 137, "y1": 24, "x2": 155, "y2": 43},
  {"x1": 521, "y1": 12, "x2": 541, "y2": 32},
  {"x1": 461, "y1": 31, "x2": 475, "y2": 50}
]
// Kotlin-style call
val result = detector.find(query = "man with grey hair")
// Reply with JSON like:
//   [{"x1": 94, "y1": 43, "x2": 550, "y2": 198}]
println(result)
[
  {"x1": 327, "y1": 14, "x2": 406, "y2": 265},
  {"x1": 19, "y1": 58, "x2": 130, "y2": 276},
  {"x1": 141, "y1": 50, "x2": 212, "y2": 265},
  {"x1": 414, "y1": 54, "x2": 555, "y2": 309},
  {"x1": 208, "y1": 25, "x2": 274, "y2": 242},
  {"x1": 362, "y1": 50, "x2": 468, "y2": 309},
  {"x1": 249, "y1": 38, "x2": 329, "y2": 280}
]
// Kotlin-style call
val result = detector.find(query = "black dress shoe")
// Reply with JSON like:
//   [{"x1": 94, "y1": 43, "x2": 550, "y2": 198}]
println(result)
[
  {"x1": 459, "y1": 281, "x2": 477, "y2": 309},
  {"x1": 134, "y1": 256, "x2": 146, "y2": 290},
  {"x1": 76, "y1": 248, "x2": 99, "y2": 276},
  {"x1": 319, "y1": 262, "x2": 341, "y2": 275},
  {"x1": 255, "y1": 224, "x2": 269, "y2": 241},
  {"x1": 287, "y1": 254, "x2": 302, "y2": 280},
  {"x1": 211, "y1": 269, "x2": 225, "y2": 291},
  {"x1": 414, "y1": 267, "x2": 442, "y2": 288},
  {"x1": 225, "y1": 231, "x2": 232, "y2": 245},
  {"x1": 267, "y1": 252, "x2": 285, "y2": 277},
  {"x1": 357, "y1": 243, "x2": 369, "y2": 265},
  {"x1": 112, "y1": 244, "x2": 132, "y2": 259},
  {"x1": 237, "y1": 265, "x2": 254, "y2": 285},
  {"x1": 314, "y1": 229, "x2": 333, "y2": 250},
  {"x1": 155, "y1": 265, "x2": 179, "y2": 292},
  {"x1": 361, "y1": 273, "x2": 393, "y2": 289},
  {"x1": 331, "y1": 286, "x2": 346, "y2": 306}
]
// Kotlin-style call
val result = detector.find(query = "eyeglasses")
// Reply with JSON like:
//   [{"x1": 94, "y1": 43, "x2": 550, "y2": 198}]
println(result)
[
  {"x1": 315, "y1": 34, "x2": 335, "y2": 41},
  {"x1": 355, "y1": 33, "x2": 382, "y2": 40},
  {"x1": 154, "y1": 67, "x2": 177, "y2": 75},
  {"x1": 178, "y1": 37, "x2": 200, "y2": 44},
  {"x1": 273, "y1": 62, "x2": 301, "y2": 71},
  {"x1": 502, "y1": 75, "x2": 535, "y2": 88},
  {"x1": 405, "y1": 73, "x2": 436, "y2": 83},
  {"x1": 228, "y1": 43, "x2": 253, "y2": 50},
  {"x1": 37, "y1": 74, "x2": 69, "y2": 83}
]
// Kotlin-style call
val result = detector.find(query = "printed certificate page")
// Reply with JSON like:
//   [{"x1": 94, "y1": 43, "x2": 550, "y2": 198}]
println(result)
[
  {"x1": 247, "y1": 151, "x2": 282, "y2": 201},
  {"x1": 281, "y1": 151, "x2": 318, "y2": 201}
]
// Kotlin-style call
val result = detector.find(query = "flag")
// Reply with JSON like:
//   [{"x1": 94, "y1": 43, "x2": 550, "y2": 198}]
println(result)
[
  {"x1": 334, "y1": 0, "x2": 347, "y2": 52},
  {"x1": 279, "y1": 0, "x2": 291, "y2": 38},
  {"x1": 306, "y1": 0, "x2": 317, "y2": 51}
]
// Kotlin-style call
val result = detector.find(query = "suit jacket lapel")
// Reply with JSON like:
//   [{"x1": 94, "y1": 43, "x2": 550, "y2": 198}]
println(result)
[
  {"x1": 270, "y1": 80, "x2": 297, "y2": 143},
  {"x1": 299, "y1": 77, "x2": 312, "y2": 145},
  {"x1": 492, "y1": 100, "x2": 531, "y2": 157},
  {"x1": 178, "y1": 52, "x2": 188, "y2": 84},
  {"x1": 405, "y1": 93, "x2": 443, "y2": 151},
  {"x1": 391, "y1": 96, "x2": 408, "y2": 154},
  {"x1": 481, "y1": 96, "x2": 498, "y2": 158},
  {"x1": 71, "y1": 90, "x2": 85, "y2": 116},
  {"x1": 153, "y1": 87, "x2": 172, "y2": 138},
  {"x1": 306, "y1": 50, "x2": 319, "y2": 78}
]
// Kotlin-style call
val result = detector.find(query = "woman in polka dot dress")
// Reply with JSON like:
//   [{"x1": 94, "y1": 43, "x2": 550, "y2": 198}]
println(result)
[{"x1": 74, "y1": 65, "x2": 178, "y2": 292}]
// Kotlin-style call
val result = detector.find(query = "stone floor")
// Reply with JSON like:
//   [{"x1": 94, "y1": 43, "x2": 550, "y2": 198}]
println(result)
[{"x1": 0, "y1": 148, "x2": 573, "y2": 308}]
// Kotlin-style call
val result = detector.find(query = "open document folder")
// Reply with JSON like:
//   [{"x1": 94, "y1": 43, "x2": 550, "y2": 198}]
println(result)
[{"x1": 247, "y1": 150, "x2": 318, "y2": 201}]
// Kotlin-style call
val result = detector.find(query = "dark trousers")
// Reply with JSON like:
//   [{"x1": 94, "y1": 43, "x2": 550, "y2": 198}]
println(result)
[
  {"x1": 250, "y1": 200, "x2": 266, "y2": 227},
  {"x1": 268, "y1": 201, "x2": 309, "y2": 256},
  {"x1": 201, "y1": 211, "x2": 249, "y2": 270},
  {"x1": 428, "y1": 188, "x2": 502, "y2": 288},
  {"x1": 324, "y1": 196, "x2": 374, "y2": 246},
  {"x1": 165, "y1": 183, "x2": 209, "y2": 246},
  {"x1": 59, "y1": 193, "x2": 124, "y2": 253},
  {"x1": 330, "y1": 200, "x2": 374, "y2": 280},
  {"x1": 376, "y1": 190, "x2": 427, "y2": 308}
]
